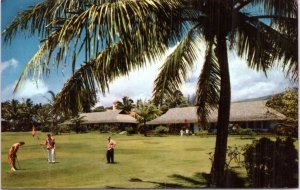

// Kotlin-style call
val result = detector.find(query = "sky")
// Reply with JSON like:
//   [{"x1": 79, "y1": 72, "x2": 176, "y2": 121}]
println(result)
[{"x1": 1, "y1": 0, "x2": 296, "y2": 108}]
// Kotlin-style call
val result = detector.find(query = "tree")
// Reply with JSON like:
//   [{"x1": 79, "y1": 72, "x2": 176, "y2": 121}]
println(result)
[
  {"x1": 19, "y1": 98, "x2": 38, "y2": 131},
  {"x1": 2, "y1": 99, "x2": 21, "y2": 131},
  {"x1": 92, "y1": 106, "x2": 106, "y2": 112},
  {"x1": 115, "y1": 96, "x2": 135, "y2": 114},
  {"x1": 134, "y1": 99, "x2": 161, "y2": 127},
  {"x1": 152, "y1": 1, "x2": 297, "y2": 186},
  {"x1": 266, "y1": 88, "x2": 298, "y2": 137},
  {"x1": 266, "y1": 88, "x2": 298, "y2": 126},
  {"x1": 3, "y1": 0, "x2": 297, "y2": 187},
  {"x1": 155, "y1": 90, "x2": 189, "y2": 109},
  {"x1": 70, "y1": 115, "x2": 86, "y2": 133}
]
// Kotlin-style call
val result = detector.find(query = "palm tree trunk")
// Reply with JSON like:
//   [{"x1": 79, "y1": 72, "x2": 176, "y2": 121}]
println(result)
[{"x1": 211, "y1": 35, "x2": 231, "y2": 187}]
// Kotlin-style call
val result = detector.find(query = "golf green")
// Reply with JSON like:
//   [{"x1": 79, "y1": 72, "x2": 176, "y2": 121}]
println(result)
[{"x1": 1, "y1": 132, "x2": 281, "y2": 188}]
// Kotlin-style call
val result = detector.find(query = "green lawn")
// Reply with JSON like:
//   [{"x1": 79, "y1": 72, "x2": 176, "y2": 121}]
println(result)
[{"x1": 0, "y1": 132, "x2": 288, "y2": 188}]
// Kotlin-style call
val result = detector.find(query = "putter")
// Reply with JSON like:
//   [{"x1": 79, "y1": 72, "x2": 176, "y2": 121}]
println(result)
[{"x1": 16, "y1": 157, "x2": 21, "y2": 170}]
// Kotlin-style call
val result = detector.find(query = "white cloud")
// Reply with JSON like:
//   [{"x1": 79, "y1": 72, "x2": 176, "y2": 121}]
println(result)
[
  {"x1": 2, "y1": 79, "x2": 49, "y2": 101},
  {"x1": 95, "y1": 46, "x2": 178, "y2": 107},
  {"x1": 1, "y1": 58, "x2": 19, "y2": 72},
  {"x1": 95, "y1": 45, "x2": 294, "y2": 107},
  {"x1": 228, "y1": 52, "x2": 294, "y2": 101}
]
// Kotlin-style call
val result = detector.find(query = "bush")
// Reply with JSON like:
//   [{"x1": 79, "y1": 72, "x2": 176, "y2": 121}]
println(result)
[
  {"x1": 237, "y1": 128, "x2": 255, "y2": 136},
  {"x1": 59, "y1": 125, "x2": 71, "y2": 133},
  {"x1": 99, "y1": 124, "x2": 110, "y2": 133},
  {"x1": 274, "y1": 124, "x2": 297, "y2": 137},
  {"x1": 41, "y1": 124, "x2": 51, "y2": 132},
  {"x1": 125, "y1": 126, "x2": 135, "y2": 135},
  {"x1": 155, "y1": 125, "x2": 169, "y2": 134},
  {"x1": 243, "y1": 137, "x2": 298, "y2": 188},
  {"x1": 195, "y1": 130, "x2": 208, "y2": 136},
  {"x1": 71, "y1": 124, "x2": 88, "y2": 133}
]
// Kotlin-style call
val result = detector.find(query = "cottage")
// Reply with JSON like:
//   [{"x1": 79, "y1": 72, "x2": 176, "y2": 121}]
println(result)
[
  {"x1": 61, "y1": 110, "x2": 138, "y2": 131},
  {"x1": 147, "y1": 100, "x2": 286, "y2": 134}
]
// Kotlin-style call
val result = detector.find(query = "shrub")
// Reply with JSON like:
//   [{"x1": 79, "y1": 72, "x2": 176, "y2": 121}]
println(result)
[
  {"x1": 274, "y1": 124, "x2": 297, "y2": 137},
  {"x1": 99, "y1": 124, "x2": 110, "y2": 133},
  {"x1": 243, "y1": 137, "x2": 298, "y2": 188},
  {"x1": 41, "y1": 124, "x2": 50, "y2": 132},
  {"x1": 125, "y1": 126, "x2": 135, "y2": 135},
  {"x1": 195, "y1": 130, "x2": 208, "y2": 136},
  {"x1": 237, "y1": 128, "x2": 255, "y2": 136},
  {"x1": 59, "y1": 125, "x2": 71, "y2": 133},
  {"x1": 155, "y1": 125, "x2": 169, "y2": 134}
]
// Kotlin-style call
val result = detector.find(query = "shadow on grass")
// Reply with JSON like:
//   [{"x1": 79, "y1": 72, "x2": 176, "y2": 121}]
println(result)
[{"x1": 104, "y1": 170, "x2": 247, "y2": 188}]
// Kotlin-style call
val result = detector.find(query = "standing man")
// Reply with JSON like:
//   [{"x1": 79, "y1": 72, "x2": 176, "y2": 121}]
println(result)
[
  {"x1": 8, "y1": 141, "x2": 25, "y2": 171},
  {"x1": 106, "y1": 136, "x2": 116, "y2": 164},
  {"x1": 45, "y1": 134, "x2": 55, "y2": 163}
]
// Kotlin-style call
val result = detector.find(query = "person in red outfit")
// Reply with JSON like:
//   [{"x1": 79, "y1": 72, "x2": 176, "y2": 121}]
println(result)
[
  {"x1": 8, "y1": 141, "x2": 25, "y2": 171},
  {"x1": 106, "y1": 137, "x2": 116, "y2": 163}
]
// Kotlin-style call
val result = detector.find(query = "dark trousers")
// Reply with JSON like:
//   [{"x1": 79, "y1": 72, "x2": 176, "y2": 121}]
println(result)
[{"x1": 106, "y1": 149, "x2": 114, "y2": 163}]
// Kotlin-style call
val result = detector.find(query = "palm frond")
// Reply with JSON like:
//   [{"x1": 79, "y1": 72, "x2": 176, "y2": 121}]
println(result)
[
  {"x1": 11, "y1": 0, "x2": 186, "y2": 100},
  {"x1": 250, "y1": 0, "x2": 297, "y2": 18},
  {"x1": 234, "y1": 12, "x2": 298, "y2": 81},
  {"x1": 52, "y1": 11, "x2": 186, "y2": 115},
  {"x1": 152, "y1": 27, "x2": 201, "y2": 103},
  {"x1": 196, "y1": 42, "x2": 220, "y2": 126},
  {"x1": 2, "y1": 0, "x2": 87, "y2": 44}
]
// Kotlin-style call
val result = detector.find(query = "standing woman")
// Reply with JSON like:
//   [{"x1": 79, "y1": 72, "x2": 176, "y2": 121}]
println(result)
[
  {"x1": 8, "y1": 141, "x2": 25, "y2": 171},
  {"x1": 106, "y1": 137, "x2": 116, "y2": 163}
]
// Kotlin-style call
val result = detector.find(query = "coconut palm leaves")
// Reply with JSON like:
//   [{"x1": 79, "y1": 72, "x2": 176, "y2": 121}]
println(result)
[
  {"x1": 3, "y1": 0, "x2": 185, "y2": 115},
  {"x1": 150, "y1": 0, "x2": 297, "y2": 186},
  {"x1": 4, "y1": 0, "x2": 297, "y2": 186},
  {"x1": 196, "y1": 42, "x2": 220, "y2": 126},
  {"x1": 153, "y1": 27, "x2": 201, "y2": 102},
  {"x1": 116, "y1": 96, "x2": 135, "y2": 114}
]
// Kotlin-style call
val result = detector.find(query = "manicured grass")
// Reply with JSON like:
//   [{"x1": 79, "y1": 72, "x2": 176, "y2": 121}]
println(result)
[{"x1": 1, "y1": 132, "x2": 294, "y2": 188}]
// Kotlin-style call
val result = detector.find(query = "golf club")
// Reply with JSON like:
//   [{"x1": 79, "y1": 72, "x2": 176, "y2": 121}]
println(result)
[{"x1": 16, "y1": 157, "x2": 21, "y2": 170}]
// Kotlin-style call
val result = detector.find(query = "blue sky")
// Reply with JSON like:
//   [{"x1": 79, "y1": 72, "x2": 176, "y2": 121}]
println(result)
[{"x1": 1, "y1": 0, "x2": 296, "y2": 107}]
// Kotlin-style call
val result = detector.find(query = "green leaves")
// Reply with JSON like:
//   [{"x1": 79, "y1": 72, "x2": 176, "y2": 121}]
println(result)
[
  {"x1": 196, "y1": 42, "x2": 220, "y2": 126},
  {"x1": 153, "y1": 27, "x2": 200, "y2": 102}
]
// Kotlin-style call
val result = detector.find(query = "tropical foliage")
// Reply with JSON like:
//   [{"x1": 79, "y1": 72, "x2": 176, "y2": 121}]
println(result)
[
  {"x1": 70, "y1": 115, "x2": 87, "y2": 133},
  {"x1": 115, "y1": 96, "x2": 135, "y2": 113},
  {"x1": 1, "y1": 99, "x2": 41, "y2": 131},
  {"x1": 3, "y1": 0, "x2": 298, "y2": 186},
  {"x1": 134, "y1": 99, "x2": 161, "y2": 127},
  {"x1": 266, "y1": 88, "x2": 298, "y2": 126},
  {"x1": 243, "y1": 137, "x2": 298, "y2": 188}
]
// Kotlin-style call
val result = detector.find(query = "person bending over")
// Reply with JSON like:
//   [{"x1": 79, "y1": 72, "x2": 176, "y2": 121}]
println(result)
[{"x1": 8, "y1": 141, "x2": 25, "y2": 171}]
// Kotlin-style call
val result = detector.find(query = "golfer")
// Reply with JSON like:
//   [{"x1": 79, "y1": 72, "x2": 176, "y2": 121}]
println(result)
[
  {"x1": 45, "y1": 134, "x2": 56, "y2": 163},
  {"x1": 8, "y1": 141, "x2": 25, "y2": 171},
  {"x1": 106, "y1": 136, "x2": 116, "y2": 163}
]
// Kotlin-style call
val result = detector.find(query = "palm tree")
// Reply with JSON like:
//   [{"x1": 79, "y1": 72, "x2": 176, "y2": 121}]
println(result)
[
  {"x1": 70, "y1": 115, "x2": 86, "y2": 133},
  {"x1": 134, "y1": 99, "x2": 161, "y2": 127},
  {"x1": 1, "y1": 99, "x2": 21, "y2": 131},
  {"x1": 152, "y1": 1, "x2": 297, "y2": 186},
  {"x1": 115, "y1": 96, "x2": 135, "y2": 114},
  {"x1": 19, "y1": 98, "x2": 36, "y2": 130},
  {"x1": 3, "y1": 0, "x2": 297, "y2": 186}
]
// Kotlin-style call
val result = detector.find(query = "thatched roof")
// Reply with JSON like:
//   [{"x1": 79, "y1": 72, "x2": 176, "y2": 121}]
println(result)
[
  {"x1": 147, "y1": 100, "x2": 286, "y2": 125},
  {"x1": 61, "y1": 110, "x2": 138, "y2": 125}
]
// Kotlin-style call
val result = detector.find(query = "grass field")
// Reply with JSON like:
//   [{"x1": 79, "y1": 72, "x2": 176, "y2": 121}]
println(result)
[{"x1": 1, "y1": 132, "x2": 291, "y2": 188}]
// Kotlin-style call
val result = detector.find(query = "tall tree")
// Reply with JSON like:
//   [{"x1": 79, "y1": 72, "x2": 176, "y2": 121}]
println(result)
[
  {"x1": 134, "y1": 99, "x2": 161, "y2": 127},
  {"x1": 152, "y1": 1, "x2": 297, "y2": 186},
  {"x1": 3, "y1": 0, "x2": 297, "y2": 187},
  {"x1": 115, "y1": 96, "x2": 135, "y2": 113},
  {"x1": 266, "y1": 88, "x2": 298, "y2": 126}
]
